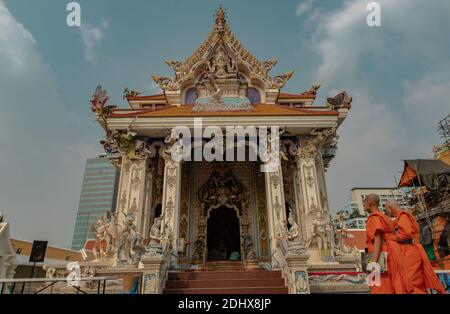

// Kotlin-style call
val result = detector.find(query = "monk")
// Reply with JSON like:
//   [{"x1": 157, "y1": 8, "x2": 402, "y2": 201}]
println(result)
[
  {"x1": 385, "y1": 200, "x2": 446, "y2": 294},
  {"x1": 364, "y1": 194, "x2": 413, "y2": 294}
]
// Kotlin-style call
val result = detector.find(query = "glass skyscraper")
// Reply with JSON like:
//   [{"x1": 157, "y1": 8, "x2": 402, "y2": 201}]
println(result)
[{"x1": 71, "y1": 157, "x2": 120, "y2": 250}]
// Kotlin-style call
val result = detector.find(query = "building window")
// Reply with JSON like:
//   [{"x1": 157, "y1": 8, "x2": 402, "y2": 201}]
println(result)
[
  {"x1": 185, "y1": 88, "x2": 198, "y2": 104},
  {"x1": 247, "y1": 87, "x2": 261, "y2": 104}
]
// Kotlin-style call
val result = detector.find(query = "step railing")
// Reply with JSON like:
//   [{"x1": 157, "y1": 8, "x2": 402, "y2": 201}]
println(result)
[
  {"x1": 275, "y1": 239, "x2": 291, "y2": 290},
  {"x1": 0, "y1": 276, "x2": 118, "y2": 294},
  {"x1": 159, "y1": 244, "x2": 172, "y2": 293},
  {"x1": 241, "y1": 242, "x2": 247, "y2": 270}
]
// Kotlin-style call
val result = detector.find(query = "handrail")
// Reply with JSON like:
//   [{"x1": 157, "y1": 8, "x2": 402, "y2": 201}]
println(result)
[
  {"x1": 202, "y1": 244, "x2": 207, "y2": 271},
  {"x1": 158, "y1": 245, "x2": 171, "y2": 293},
  {"x1": 0, "y1": 276, "x2": 118, "y2": 295},
  {"x1": 275, "y1": 239, "x2": 292, "y2": 291},
  {"x1": 240, "y1": 241, "x2": 247, "y2": 270},
  {"x1": 0, "y1": 276, "x2": 116, "y2": 283}
]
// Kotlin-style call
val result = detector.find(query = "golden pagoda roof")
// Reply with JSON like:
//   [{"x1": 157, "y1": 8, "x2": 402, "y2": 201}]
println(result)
[{"x1": 153, "y1": 6, "x2": 293, "y2": 92}]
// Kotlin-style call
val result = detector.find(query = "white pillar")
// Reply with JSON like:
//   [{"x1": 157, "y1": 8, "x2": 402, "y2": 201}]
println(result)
[
  {"x1": 263, "y1": 161, "x2": 287, "y2": 265},
  {"x1": 295, "y1": 139, "x2": 327, "y2": 263},
  {"x1": 293, "y1": 168, "x2": 307, "y2": 241},
  {"x1": 160, "y1": 154, "x2": 182, "y2": 268},
  {"x1": 295, "y1": 151, "x2": 322, "y2": 229},
  {"x1": 141, "y1": 163, "x2": 155, "y2": 237},
  {"x1": 116, "y1": 156, "x2": 150, "y2": 224}
]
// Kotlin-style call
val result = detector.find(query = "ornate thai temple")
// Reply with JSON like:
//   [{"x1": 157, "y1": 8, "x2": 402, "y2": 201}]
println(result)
[{"x1": 82, "y1": 7, "x2": 365, "y2": 294}]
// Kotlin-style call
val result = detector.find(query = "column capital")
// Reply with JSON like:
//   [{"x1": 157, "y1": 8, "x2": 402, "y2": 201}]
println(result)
[
  {"x1": 295, "y1": 137, "x2": 318, "y2": 161},
  {"x1": 295, "y1": 127, "x2": 338, "y2": 161},
  {"x1": 159, "y1": 129, "x2": 184, "y2": 165}
]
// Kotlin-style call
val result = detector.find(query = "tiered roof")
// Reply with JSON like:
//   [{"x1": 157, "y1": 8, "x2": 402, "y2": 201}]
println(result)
[{"x1": 111, "y1": 7, "x2": 350, "y2": 119}]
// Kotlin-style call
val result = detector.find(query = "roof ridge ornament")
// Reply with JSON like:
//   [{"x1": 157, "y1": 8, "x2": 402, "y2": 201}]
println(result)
[
  {"x1": 151, "y1": 7, "x2": 296, "y2": 104},
  {"x1": 270, "y1": 71, "x2": 294, "y2": 89},
  {"x1": 300, "y1": 84, "x2": 321, "y2": 96},
  {"x1": 215, "y1": 6, "x2": 227, "y2": 34},
  {"x1": 326, "y1": 91, "x2": 352, "y2": 111}
]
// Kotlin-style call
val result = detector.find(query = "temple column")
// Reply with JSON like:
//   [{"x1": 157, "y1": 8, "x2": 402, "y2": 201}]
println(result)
[
  {"x1": 315, "y1": 150, "x2": 336, "y2": 253},
  {"x1": 265, "y1": 158, "x2": 286, "y2": 264},
  {"x1": 140, "y1": 162, "x2": 156, "y2": 237},
  {"x1": 292, "y1": 166, "x2": 307, "y2": 241},
  {"x1": 116, "y1": 155, "x2": 150, "y2": 224},
  {"x1": 159, "y1": 148, "x2": 182, "y2": 269},
  {"x1": 295, "y1": 137, "x2": 330, "y2": 264}
]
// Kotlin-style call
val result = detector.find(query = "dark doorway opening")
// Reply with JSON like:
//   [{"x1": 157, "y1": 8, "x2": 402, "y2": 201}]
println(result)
[
  {"x1": 207, "y1": 206, "x2": 241, "y2": 260},
  {"x1": 154, "y1": 203, "x2": 162, "y2": 219}
]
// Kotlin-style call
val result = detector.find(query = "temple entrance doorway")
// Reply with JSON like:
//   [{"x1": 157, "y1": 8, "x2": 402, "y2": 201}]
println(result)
[{"x1": 207, "y1": 206, "x2": 241, "y2": 261}]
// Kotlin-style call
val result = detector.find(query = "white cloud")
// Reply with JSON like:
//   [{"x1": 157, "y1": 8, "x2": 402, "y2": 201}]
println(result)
[
  {"x1": 301, "y1": 0, "x2": 450, "y2": 211},
  {"x1": 402, "y1": 65, "x2": 450, "y2": 128},
  {"x1": 0, "y1": 2, "x2": 99, "y2": 247},
  {"x1": 296, "y1": 0, "x2": 314, "y2": 17},
  {"x1": 0, "y1": 3, "x2": 38, "y2": 73},
  {"x1": 80, "y1": 21, "x2": 108, "y2": 65},
  {"x1": 63, "y1": 143, "x2": 101, "y2": 167}
]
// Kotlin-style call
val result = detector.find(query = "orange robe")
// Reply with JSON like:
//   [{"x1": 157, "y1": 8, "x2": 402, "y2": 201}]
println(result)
[
  {"x1": 396, "y1": 211, "x2": 446, "y2": 294},
  {"x1": 366, "y1": 211, "x2": 413, "y2": 294}
]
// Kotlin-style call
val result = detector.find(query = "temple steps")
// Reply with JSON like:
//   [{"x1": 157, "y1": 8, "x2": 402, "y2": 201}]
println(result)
[
  {"x1": 168, "y1": 270, "x2": 283, "y2": 280},
  {"x1": 164, "y1": 270, "x2": 288, "y2": 294},
  {"x1": 163, "y1": 287, "x2": 288, "y2": 294},
  {"x1": 204, "y1": 260, "x2": 244, "y2": 271}
]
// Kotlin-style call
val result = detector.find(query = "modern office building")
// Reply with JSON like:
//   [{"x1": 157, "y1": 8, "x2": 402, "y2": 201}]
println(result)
[
  {"x1": 349, "y1": 187, "x2": 408, "y2": 216},
  {"x1": 71, "y1": 157, "x2": 120, "y2": 250}
]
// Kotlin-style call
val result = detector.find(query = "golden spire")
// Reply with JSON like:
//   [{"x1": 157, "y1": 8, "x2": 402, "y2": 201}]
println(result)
[
  {"x1": 215, "y1": 5, "x2": 227, "y2": 22},
  {"x1": 214, "y1": 5, "x2": 227, "y2": 33}
]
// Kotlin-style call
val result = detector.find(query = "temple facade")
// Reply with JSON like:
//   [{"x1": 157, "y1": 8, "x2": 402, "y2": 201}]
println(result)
[{"x1": 85, "y1": 7, "x2": 365, "y2": 294}]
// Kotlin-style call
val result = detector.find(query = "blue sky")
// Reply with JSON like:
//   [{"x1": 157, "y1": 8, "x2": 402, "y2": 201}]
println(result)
[{"x1": 1, "y1": 0, "x2": 449, "y2": 248}]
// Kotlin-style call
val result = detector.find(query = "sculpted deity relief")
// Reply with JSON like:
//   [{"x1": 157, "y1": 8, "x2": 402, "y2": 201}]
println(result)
[
  {"x1": 145, "y1": 215, "x2": 167, "y2": 258},
  {"x1": 197, "y1": 162, "x2": 248, "y2": 215},
  {"x1": 296, "y1": 127, "x2": 338, "y2": 160},
  {"x1": 207, "y1": 44, "x2": 238, "y2": 80},
  {"x1": 151, "y1": 8, "x2": 296, "y2": 93},
  {"x1": 90, "y1": 210, "x2": 146, "y2": 267},
  {"x1": 295, "y1": 271, "x2": 310, "y2": 294},
  {"x1": 116, "y1": 212, "x2": 137, "y2": 264},
  {"x1": 100, "y1": 128, "x2": 148, "y2": 160},
  {"x1": 161, "y1": 128, "x2": 184, "y2": 164},
  {"x1": 91, "y1": 211, "x2": 119, "y2": 259},
  {"x1": 285, "y1": 209, "x2": 300, "y2": 242},
  {"x1": 306, "y1": 207, "x2": 332, "y2": 251},
  {"x1": 333, "y1": 211, "x2": 352, "y2": 256},
  {"x1": 240, "y1": 215, "x2": 256, "y2": 260}
]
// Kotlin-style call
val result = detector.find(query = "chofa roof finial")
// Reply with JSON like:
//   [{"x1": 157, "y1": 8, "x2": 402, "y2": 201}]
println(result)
[{"x1": 215, "y1": 5, "x2": 227, "y2": 31}]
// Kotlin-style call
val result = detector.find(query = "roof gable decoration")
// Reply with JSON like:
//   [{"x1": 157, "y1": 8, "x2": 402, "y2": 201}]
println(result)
[{"x1": 151, "y1": 7, "x2": 294, "y2": 106}]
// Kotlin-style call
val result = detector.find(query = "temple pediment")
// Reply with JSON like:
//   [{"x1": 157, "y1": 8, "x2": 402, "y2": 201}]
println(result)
[{"x1": 152, "y1": 6, "x2": 294, "y2": 106}]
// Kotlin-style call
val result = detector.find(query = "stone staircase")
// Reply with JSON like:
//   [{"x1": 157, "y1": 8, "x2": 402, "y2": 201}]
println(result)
[
  {"x1": 164, "y1": 263, "x2": 288, "y2": 294},
  {"x1": 204, "y1": 260, "x2": 245, "y2": 271}
]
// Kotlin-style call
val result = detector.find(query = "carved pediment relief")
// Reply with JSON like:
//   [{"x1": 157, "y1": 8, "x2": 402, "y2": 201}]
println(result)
[
  {"x1": 151, "y1": 7, "x2": 293, "y2": 98},
  {"x1": 197, "y1": 163, "x2": 248, "y2": 216}
]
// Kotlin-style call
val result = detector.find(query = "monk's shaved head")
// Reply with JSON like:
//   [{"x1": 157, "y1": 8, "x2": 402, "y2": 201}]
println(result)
[
  {"x1": 363, "y1": 194, "x2": 380, "y2": 213},
  {"x1": 365, "y1": 194, "x2": 380, "y2": 207},
  {"x1": 385, "y1": 200, "x2": 401, "y2": 217}
]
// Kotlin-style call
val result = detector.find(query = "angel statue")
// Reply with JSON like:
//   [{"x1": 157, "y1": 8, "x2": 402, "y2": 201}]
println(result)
[
  {"x1": 286, "y1": 210, "x2": 300, "y2": 242},
  {"x1": 90, "y1": 85, "x2": 116, "y2": 132}
]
